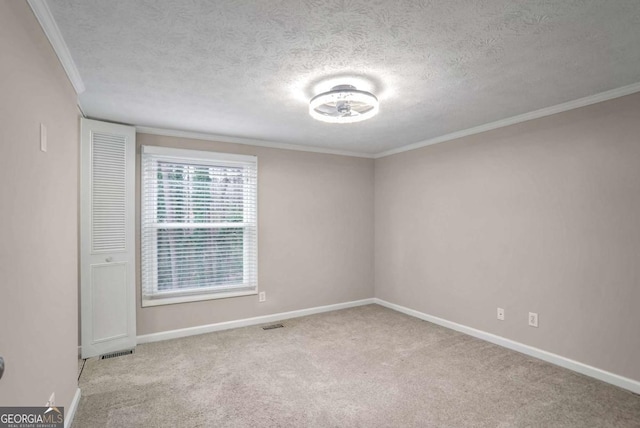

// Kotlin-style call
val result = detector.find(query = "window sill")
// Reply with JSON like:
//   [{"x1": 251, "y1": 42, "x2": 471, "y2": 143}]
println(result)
[{"x1": 142, "y1": 289, "x2": 257, "y2": 307}]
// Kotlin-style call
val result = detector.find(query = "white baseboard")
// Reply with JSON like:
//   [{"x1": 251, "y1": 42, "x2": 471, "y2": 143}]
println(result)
[
  {"x1": 133, "y1": 296, "x2": 639, "y2": 394},
  {"x1": 65, "y1": 387, "x2": 81, "y2": 428},
  {"x1": 136, "y1": 298, "x2": 376, "y2": 344},
  {"x1": 373, "y1": 298, "x2": 640, "y2": 395}
]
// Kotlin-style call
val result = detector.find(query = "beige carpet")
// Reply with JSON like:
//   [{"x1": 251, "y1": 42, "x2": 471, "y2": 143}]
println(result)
[{"x1": 73, "y1": 305, "x2": 640, "y2": 427}]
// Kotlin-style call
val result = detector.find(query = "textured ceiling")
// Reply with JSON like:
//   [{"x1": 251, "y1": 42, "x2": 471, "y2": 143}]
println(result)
[{"x1": 47, "y1": 0, "x2": 640, "y2": 155}]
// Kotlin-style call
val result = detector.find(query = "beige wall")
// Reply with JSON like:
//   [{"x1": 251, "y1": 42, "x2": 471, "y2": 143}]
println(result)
[
  {"x1": 375, "y1": 92, "x2": 640, "y2": 382},
  {"x1": 0, "y1": 1, "x2": 79, "y2": 409},
  {"x1": 136, "y1": 134, "x2": 375, "y2": 335}
]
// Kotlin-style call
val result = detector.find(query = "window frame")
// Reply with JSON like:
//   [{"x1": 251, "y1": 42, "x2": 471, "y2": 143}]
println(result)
[{"x1": 141, "y1": 145, "x2": 258, "y2": 307}]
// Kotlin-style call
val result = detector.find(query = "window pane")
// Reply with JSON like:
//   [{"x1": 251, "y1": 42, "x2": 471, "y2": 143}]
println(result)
[
  {"x1": 156, "y1": 227, "x2": 245, "y2": 291},
  {"x1": 156, "y1": 161, "x2": 246, "y2": 224}
]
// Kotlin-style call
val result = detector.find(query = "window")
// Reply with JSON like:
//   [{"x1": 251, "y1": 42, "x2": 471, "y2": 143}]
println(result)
[{"x1": 141, "y1": 146, "x2": 257, "y2": 306}]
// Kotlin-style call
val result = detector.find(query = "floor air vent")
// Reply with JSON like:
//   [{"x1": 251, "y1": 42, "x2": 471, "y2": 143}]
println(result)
[
  {"x1": 262, "y1": 323, "x2": 284, "y2": 330},
  {"x1": 100, "y1": 349, "x2": 134, "y2": 360}
]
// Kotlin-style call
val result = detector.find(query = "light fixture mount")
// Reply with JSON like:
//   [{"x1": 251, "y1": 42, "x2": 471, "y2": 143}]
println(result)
[{"x1": 309, "y1": 84, "x2": 379, "y2": 124}]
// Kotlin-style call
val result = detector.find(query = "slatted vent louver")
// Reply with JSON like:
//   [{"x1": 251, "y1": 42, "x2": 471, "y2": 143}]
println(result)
[
  {"x1": 91, "y1": 132, "x2": 127, "y2": 252},
  {"x1": 262, "y1": 324, "x2": 284, "y2": 330},
  {"x1": 99, "y1": 349, "x2": 134, "y2": 360}
]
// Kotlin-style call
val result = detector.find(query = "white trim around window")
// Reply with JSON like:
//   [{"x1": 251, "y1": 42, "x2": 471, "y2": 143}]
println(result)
[{"x1": 141, "y1": 146, "x2": 258, "y2": 307}]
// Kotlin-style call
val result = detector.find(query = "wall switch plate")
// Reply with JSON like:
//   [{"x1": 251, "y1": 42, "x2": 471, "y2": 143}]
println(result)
[
  {"x1": 258, "y1": 291, "x2": 266, "y2": 302},
  {"x1": 40, "y1": 123, "x2": 47, "y2": 152},
  {"x1": 497, "y1": 307, "x2": 505, "y2": 321},
  {"x1": 529, "y1": 312, "x2": 539, "y2": 327}
]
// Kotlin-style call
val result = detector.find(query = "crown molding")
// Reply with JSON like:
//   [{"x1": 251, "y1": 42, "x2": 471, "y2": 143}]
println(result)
[
  {"x1": 138, "y1": 82, "x2": 640, "y2": 160},
  {"x1": 136, "y1": 126, "x2": 375, "y2": 159},
  {"x1": 76, "y1": 98, "x2": 87, "y2": 117},
  {"x1": 28, "y1": 0, "x2": 85, "y2": 95},
  {"x1": 374, "y1": 82, "x2": 640, "y2": 158}
]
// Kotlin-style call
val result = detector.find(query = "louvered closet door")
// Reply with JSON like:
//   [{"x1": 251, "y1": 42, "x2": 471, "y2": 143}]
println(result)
[{"x1": 80, "y1": 118, "x2": 136, "y2": 358}]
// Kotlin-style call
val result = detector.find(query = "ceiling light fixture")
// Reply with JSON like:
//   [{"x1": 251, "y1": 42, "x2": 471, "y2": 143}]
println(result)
[{"x1": 309, "y1": 85, "x2": 379, "y2": 124}]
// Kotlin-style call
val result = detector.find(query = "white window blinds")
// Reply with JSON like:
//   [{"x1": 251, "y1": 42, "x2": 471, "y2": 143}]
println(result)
[{"x1": 141, "y1": 146, "x2": 257, "y2": 306}]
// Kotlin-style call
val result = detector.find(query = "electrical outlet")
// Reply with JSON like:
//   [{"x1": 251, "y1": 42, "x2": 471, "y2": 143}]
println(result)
[
  {"x1": 528, "y1": 312, "x2": 539, "y2": 327},
  {"x1": 497, "y1": 307, "x2": 505, "y2": 321},
  {"x1": 259, "y1": 291, "x2": 266, "y2": 302}
]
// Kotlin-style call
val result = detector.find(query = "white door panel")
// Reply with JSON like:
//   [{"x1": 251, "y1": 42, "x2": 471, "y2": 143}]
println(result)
[
  {"x1": 81, "y1": 118, "x2": 136, "y2": 358},
  {"x1": 91, "y1": 262, "x2": 128, "y2": 343}
]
